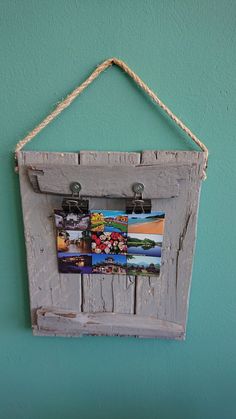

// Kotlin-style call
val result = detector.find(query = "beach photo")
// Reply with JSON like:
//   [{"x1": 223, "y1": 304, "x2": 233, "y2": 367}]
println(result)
[
  {"x1": 91, "y1": 231, "x2": 127, "y2": 254},
  {"x1": 58, "y1": 253, "x2": 92, "y2": 274},
  {"x1": 54, "y1": 210, "x2": 90, "y2": 230},
  {"x1": 57, "y1": 230, "x2": 91, "y2": 253},
  {"x1": 91, "y1": 210, "x2": 128, "y2": 232},
  {"x1": 127, "y1": 233, "x2": 162, "y2": 256},
  {"x1": 92, "y1": 254, "x2": 127, "y2": 274},
  {"x1": 128, "y1": 211, "x2": 165, "y2": 234},
  {"x1": 127, "y1": 255, "x2": 161, "y2": 276}
]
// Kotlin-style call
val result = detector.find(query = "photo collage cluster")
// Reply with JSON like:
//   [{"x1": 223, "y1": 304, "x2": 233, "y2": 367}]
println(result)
[{"x1": 54, "y1": 209, "x2": 165, "y2": 276}]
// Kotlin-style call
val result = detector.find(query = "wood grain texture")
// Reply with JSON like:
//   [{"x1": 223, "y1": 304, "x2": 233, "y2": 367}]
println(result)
[
  {"x1": 27, "y1": 164, "x2": 183, "y2": 198},
  {"x1": 136, "y1": 150, "x2": 205, "y2": 328},
  {"x1": 80, "y1": 150, "x2": 141, "y2": 166},
  {"x1": 80, "y1": 152, "x2": 136, "y2": 316},
  {"x1": 18, "y1": 151, "x2": 82, "y2": 326},
  {"x1": 36, "y1": 307, "x2": 184, "y2": 339},
  {"x1": 18, "y1": 149, "x2": 206, "y2": 339}
]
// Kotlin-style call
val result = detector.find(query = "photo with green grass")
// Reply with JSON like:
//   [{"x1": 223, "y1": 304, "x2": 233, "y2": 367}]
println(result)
[{"x1": 91, "y1": 210, "x2": 128, "y2": 233}]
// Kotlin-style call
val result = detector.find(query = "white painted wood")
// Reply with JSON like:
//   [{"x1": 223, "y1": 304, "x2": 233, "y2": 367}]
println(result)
[
  {"x1": 27, "y1": 164, "x2": 183, "y2": 198},
  {"x1": 36, "y1": 307, "x2": 184, "y2": 339},
  {"x1": 80, "y1": 150, "x2": 140, "y2": 166},
  {"x1": 17, "y1": 149, "x2": 206, "y2": 339},
  {"x1": 135, "y1": 151, "x2": 205, "y2": 328},
  {"x1": 17, "y1": 151, "x2": 82, "y2": 326},
  {"x1": 141, "y1": 150, "x2": 206, "y2": 172},
  {"x1": 135, "y1": 276, "x2": 162, "y2": 317},
  {"x1": 80, "y1": 152, "x2": 137, "y2": 315}
]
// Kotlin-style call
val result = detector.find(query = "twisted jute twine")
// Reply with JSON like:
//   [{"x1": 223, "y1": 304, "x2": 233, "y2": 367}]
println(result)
[{"x1": 15, "y1": 57, "x2": 208, "y2": 178}]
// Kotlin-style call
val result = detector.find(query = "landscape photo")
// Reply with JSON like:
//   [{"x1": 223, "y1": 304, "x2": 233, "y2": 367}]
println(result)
[
  {"x1": 57, "y1": 230, "x2": 91, "y2": 253},
  {"x1": 127, "y1": 255, "x2": 161, "y2": 276},
  {"x1": 127, "y1": 233, "x2": 163, "y2": 257},
  {"x1": 92, "y1": 254, "x2": 127, "y2": 274},
  {"x1": 58, "y1": 253, "x2": 92, "y2": 274},
  {"x1": 128, "y1": 212, "x2": 165, "y2": 234},
  {"x1": 54, "y1": 210, "x2": 90, "y2": 230},
  {"x1": 91, "y1": 210, "x2": 128, "y2": 233}
]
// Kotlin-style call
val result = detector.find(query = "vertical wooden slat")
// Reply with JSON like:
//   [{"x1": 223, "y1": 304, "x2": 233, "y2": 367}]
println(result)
[
  {"x1": 18, "y1": 151, "x2": 82, "y2": 325},
  {"x1": 136, "y1": 151, "x2": 205, "y2": 326},
  {"x1": 80, "y1": 152, "x2": 141, "y2": 314}
]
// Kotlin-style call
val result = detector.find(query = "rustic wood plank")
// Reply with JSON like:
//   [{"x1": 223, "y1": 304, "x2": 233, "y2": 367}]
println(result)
[
  {"x1": 175, "y1": 163, "x2": 202, "y2": 325},
  {"x1": 80, "y1": 151, "x2": 137, "y2": 315},
  {"x1": 18, "y1": 149, "x2": 205, "y2": 339},
  {"x1": 141, "y1": 150, "x2": 206, "y2": 172},
  {"x1": 135, "y1": 276, "x2": 162, "y2": 317},
  {"x1": 17, "y1": 151, "x2": 82, "y2": 326},
  {"x1": 36, "y1": 307, "x2": 185, "y2": 339},
  {"x1": 82, "y1": 274, "x2": 114, "y2": 313},
  {"x1": 27, "y1": 164, "x2": 184, "y2": 198},
  {"x1": 135, "y1": 150, "x2": 205, "y2": 331},
  {"x1": 82, "y1": 274, "x2": 135, "y2": 314},
  {"x1": 80, "y1": 150, "x2": 140, "y2": 166}
]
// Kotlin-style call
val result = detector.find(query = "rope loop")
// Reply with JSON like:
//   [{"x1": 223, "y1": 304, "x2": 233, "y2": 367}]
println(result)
[{"x1": 15, "y1": 57, "x2": 208, "y2": 177}]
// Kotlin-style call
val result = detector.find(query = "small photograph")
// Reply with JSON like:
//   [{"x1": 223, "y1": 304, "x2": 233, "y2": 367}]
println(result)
[
  {"x1": 54, "y1": 210, "x2": 90, "y2": 230},
  {"x1": 92, "y1": 254, "x2": 127, "y2": 275},
  {"x1": 127, "y1": 233, "x2": 163, "y2": 257},
  {"x1": 91, "y1": 231, "x2": 127, "y2": 255},
  {"x1": 91, "y1": 210, "x2": 128, "y2": 233},
  {"x1": 58, "y1": 253, "x2": 92, "y2": 274},
  {"x1": 57, "y1": 230, "x2": 91, "y2": 254},
  {"x1": 128, "y1": 212, "x2": 165, "y2": 235},
  {"x1": 127, "y1": 255, "x2": 161, "y2": 276}
]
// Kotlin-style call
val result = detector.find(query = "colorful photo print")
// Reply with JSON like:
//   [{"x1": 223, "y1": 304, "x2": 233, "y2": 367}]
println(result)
[
  {"x1": 91, "y1": 210, "x2": 128, "y2": 233},
  {"x1": 54, "y1": 210, "x2": 90, "y2": 230},
  {"x1": 92, "y1": 254, "x2": 127, "y2": 275},
  {"x1": 58, "y1": 253, "x2": 92, "y2": 274},
  {"x1": 57, "y1": 230, "x2": 91, "y2": 254},
  {"x1": 91, "y1": 231, "x2": 127, "y2": 255},
  {"x1": 55, "y1": 209, "x2": 165, "y2": 276},
  {"x1": 127, "y1": 255, "x2": 161, "y2": 276},
  {"x1": 128, "y1": 212, "x2": 165, "y2": 235},
  {"x1": 127, "y1": 233, "x2": 162, "y2": 257}
]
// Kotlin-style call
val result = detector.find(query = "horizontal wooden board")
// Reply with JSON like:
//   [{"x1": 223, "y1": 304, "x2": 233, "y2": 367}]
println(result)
[
  {"x1": 36, "y1": 307, "x2": 185, "y2": 339},
  {"x1": 26, "y1": 164, "x2": 188, "y2": 198},
  {"x1": 80, "y1": 150, "x2": 141, "y2": 166}
]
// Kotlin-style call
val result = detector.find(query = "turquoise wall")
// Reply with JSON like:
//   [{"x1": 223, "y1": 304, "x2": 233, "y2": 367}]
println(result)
[{"x1": 1, "y1": 1, "x2": 235, "y2": 418}]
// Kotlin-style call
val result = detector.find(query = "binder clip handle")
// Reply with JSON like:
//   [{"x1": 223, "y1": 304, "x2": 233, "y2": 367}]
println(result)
[
  {"x1": 62, "y1": 182, "x2": 89, "y2": 214},
  {"x1": 126, "y1": 183, "x2": 152, "y2": 214}
]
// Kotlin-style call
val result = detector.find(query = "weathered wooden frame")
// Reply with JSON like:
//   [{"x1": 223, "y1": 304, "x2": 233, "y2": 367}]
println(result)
[{"x1": 18, "y1": 149, "x2": 206, "y2": 339}]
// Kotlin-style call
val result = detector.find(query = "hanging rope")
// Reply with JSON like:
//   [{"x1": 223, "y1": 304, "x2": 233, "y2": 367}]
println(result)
[{"x1": 15, "y1": 57, "x2": 208, "y2": 177}]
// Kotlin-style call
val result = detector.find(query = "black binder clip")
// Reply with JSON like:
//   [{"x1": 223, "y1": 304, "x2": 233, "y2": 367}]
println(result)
[
  {"x1": 126, "y1": 183, "x2": 152, "y2": 214},
  {"x1": 62, "y1": 182, "x2": 89, "y2": 214}
]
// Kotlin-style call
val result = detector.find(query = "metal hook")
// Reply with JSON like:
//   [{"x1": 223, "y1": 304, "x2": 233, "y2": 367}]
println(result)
[
  {"x1": 70, "y1": 182, "x2": 81, "y2": 197},
  {"x1": 126, "y1": 183, "x2": 151, "y2": 214}
]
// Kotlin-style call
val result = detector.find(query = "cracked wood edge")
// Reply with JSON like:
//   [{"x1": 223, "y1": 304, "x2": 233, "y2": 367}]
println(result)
[
  {"x1": 141, "y1": 150, "x2": 206, "y2": 171},
  {"x1": 35, "y1": 307, "x2": 184, "y2": 339},
  {"x1": 18, "y1": 150, "x2": 204, "y2": 338},
  {"x1": 27, "y1": 165, "x2": 183, "y2": 198},
  {"x1": 80, "y1": 150, "x2": 141, "y2": 166},
  {"x1": 80, "y1": 151, "x2": 138, "y2": 316},
  {"x1": 135, "y1": 151, "x2": 204, "y2": 332},
  {"x1": 17, "y1": 151, "x2": 82, "y2": 326}
]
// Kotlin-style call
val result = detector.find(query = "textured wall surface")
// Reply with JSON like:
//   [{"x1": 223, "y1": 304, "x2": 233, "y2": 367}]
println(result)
[{"x1": 1, "y1": 1, "x2": 235, "y2": 418}]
